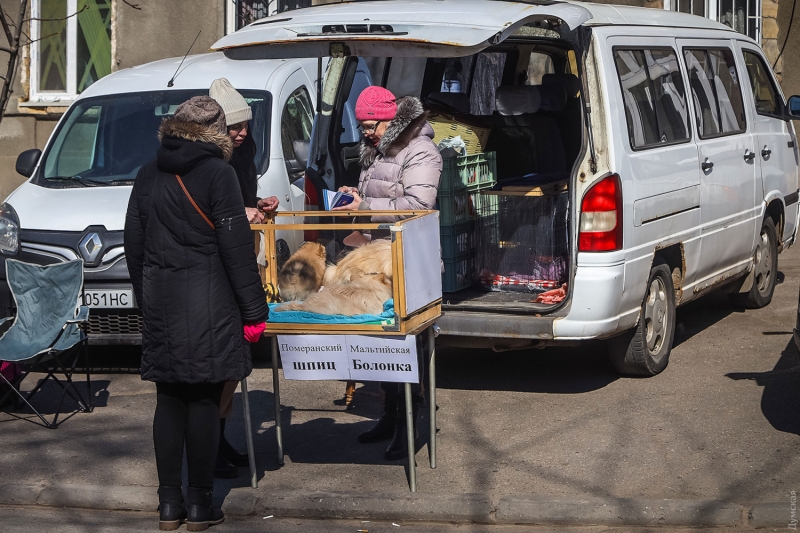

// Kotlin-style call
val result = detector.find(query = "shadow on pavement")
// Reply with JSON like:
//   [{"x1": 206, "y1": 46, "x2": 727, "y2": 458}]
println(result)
[
  {"x1": 434, "y1": 341, "x2": 619, "y2": 394},
  {"x1": 726, "y1": 338, "x2": 800, "y2": 436},
  {"x1": 213, "y1": 385, "x2": 425, "y2": 502},
  {"x1": 673, "y1": 289, "x2": 742, "y2": 348}
]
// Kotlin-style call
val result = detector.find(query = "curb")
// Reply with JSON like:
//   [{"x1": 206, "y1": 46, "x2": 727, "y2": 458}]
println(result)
[
  {"x1": 250, "y1": 490, "x2": 494, "y2": 523},
  {"x1": 0, "y1": 482, "x2": 782, "y2": 528},
  {"x1": 750, "y1": 502, "x2": 791, "y2": 528},
  {"x1": 495, "y1": 495, "x2": 745, "y2": 527}
]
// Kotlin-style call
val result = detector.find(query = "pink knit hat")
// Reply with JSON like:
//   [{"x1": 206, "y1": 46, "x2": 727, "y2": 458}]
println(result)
[{"x1": 355, "y1": 86, "x2": 397, "y2": 121}]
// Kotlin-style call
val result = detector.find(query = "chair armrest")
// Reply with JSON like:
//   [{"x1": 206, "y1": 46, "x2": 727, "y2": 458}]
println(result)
[{"x1": 65, "y1": 306, "x2": 90, "y2": 324}]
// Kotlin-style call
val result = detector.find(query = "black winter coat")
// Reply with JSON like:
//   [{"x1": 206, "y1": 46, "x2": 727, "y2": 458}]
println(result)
[{"x1": 124, "y1": 118, "x2": 269, "y2": 384}]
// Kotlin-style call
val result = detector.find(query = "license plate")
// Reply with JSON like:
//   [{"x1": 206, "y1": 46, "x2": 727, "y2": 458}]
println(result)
[{"x1": 81, "y1": 289, "x2": 134, "y2": 308}]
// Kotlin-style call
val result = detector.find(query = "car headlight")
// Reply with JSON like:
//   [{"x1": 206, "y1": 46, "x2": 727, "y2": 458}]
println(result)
[{"x1": 0, "y1": 203, "x2": 19, "y2": 255}]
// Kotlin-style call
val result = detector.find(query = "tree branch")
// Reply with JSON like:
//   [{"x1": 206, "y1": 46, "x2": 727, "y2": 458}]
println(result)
[{"x1": 121, "y1": 0, "x2": 142, "y2": 10}]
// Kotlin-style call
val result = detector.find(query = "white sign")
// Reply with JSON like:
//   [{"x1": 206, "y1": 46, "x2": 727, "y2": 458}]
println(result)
[
  {"x1": 347, "y1": 335, "x2": 419, "y2": 384},
  {"x1": 278, "y1": 335, "x2": 350, "y2": 380},
  {"x1": 277, "y1": 334, "x2": 419, "y2": 383}
]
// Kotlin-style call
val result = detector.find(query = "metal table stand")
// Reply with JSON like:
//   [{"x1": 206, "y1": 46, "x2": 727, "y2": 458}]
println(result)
[{"x1": 268, "y1": 325, "x2": 437, "y2": 492}]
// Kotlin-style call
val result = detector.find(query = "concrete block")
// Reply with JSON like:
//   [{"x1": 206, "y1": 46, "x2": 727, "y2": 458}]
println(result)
[
  {"x1": 495, "y1": 496, "x2": 745, "y2": 527},
  {"x1": 224, "y1": 489, "x2": 258, "y2": 516},
  {"x1": 762, "y1": 2, "x2": 779, "y2": 19},
  {"x1": 763, "y1": 38, "x2": 780, "y2": 65},
  {"x1": 0, "y1": 483, "x2": 41, "y2": 506},
  {"x1": 763, "y1": 17, "x2": 780, "y2": 40},
  {"x1": 255, "y1": 490, "x2": 494, "y2": 523},
  {"x1": 38, "y1": 483, "x2": 158, "y2": 512},
  {"x1": 750, "y1": 502, "x2": 792, "y2": 528}
]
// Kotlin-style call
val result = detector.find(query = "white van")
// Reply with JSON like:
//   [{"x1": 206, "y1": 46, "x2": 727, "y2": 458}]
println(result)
[
  {"x1": 0, "y1": 53, "x2": 321, "y2": 344},
  {"x1": 211, "y1": 0, "x2": 800, "y2": 375}
]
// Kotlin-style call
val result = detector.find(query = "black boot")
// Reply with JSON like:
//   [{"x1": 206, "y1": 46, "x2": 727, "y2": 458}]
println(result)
[
  {"x1": 157, "y1": 486, "x2": 186, "y2": 531},
  {"x1": 357, "y1": 393, "x2": 398, "y2": 443},
  {"x1": 384, "y1": 396, "x2": 420, "y2": 461},
  {"x1": 219, "y1": 418, "x2": 249, "y2": 467},
  {"x1": 186, "y1": 487, "x2": 224, "y2": 532}
]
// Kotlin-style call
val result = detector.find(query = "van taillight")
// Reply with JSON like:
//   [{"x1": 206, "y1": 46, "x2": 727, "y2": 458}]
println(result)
[
  {"x1": 303, "y1": 170, "x2": 319, "y2": 242},
  {"x1": 579, "y1": 174, "x2": 622, "y2": 252}
]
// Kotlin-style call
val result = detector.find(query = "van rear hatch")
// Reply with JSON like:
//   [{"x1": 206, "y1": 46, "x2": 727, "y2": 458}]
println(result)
[
  {"x1": 212, "y1": 0, "x2": 592, "y2": 338},
  {"x1": 211, "y1": 0, "x2": 591, "y2": 58}
]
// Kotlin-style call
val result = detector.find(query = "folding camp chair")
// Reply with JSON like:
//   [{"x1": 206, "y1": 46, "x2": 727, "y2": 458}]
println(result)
[{"x1": 0, "y1": 259, "x2": 91, "y2": 428}]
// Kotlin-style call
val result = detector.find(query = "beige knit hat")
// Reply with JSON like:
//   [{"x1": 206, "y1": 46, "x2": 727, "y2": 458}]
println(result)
[{"x1": 210, "y1": 78, "x2": 252, "y2": 126}]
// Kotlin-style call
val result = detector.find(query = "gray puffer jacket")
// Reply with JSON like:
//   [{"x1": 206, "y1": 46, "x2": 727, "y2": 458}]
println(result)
[{"x1": 358, "y1": 96, "x2": 442, "y2": 223}]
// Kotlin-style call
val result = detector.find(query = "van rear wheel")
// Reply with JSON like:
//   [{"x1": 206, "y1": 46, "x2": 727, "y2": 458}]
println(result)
[
  {"x1": 730, "y1": 217, "x2": 777, "y2": 309},
  {"x1": 609, "y1": 258, "x2": 676, "y2": 376}
]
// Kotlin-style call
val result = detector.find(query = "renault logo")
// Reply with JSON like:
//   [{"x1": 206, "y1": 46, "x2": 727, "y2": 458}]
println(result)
[{"x1": 79, "y1": 232, "x2": 103, "y2": 263}]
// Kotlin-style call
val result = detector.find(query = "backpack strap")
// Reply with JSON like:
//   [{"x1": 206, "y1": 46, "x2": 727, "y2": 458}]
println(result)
[{"x1": 175, "y1": 174, "x2": 214, "y2": 230}]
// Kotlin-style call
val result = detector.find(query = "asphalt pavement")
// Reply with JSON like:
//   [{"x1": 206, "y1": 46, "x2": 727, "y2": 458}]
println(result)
[{"x1": 1, "y1": 244, "x2": 799, "y2": 529}]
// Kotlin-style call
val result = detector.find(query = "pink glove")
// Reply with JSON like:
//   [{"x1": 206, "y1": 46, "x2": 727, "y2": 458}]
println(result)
[{"x1": 243, "y1": 322, "x2": 267, "y2": 343}]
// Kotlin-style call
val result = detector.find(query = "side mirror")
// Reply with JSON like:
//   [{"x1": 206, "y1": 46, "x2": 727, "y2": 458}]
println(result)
[
  {"x1": 15, "y1": 148, "x2": 41, "y2": 178},
  {"x1": 292, "y1": 139, "x2": 310, "y2": 168},
  {"x1": 788, "y1": 95, "x2": 800, "y2": 118}
]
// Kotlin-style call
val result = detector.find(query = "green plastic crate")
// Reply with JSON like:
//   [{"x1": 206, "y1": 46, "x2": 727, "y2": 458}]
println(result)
[
  {"x1": 437, "y1": 189, "x2": 475, "y2": 226},
  {"x1": 438, "y1": 151, "x2": 497, "y2": 194},
  {"x1": 442, "y1": 252, "x2": 475, "y2": 293},
  {"x1": 440, "y1": 221, "x2": 477, "y2": 259}
]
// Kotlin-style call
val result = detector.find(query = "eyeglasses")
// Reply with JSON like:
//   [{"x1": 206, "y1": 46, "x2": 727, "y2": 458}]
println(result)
[
  {"x1": 358, "y1": 121, "x2": 383, "y2": 134},
  {"x1": 228, "y1": 122, "x2": 248, "y2": 133}
]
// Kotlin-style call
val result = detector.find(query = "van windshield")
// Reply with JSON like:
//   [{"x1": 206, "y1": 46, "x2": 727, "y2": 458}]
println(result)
[{"x1": 36, "y1": 89, "x2": 271, "y2": 188}]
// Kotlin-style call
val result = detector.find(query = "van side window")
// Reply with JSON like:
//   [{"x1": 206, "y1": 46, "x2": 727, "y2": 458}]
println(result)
[
  {"x1": 684, "y1": 48, "x2": 746, "y2": 138},
  {"x1": 613, "y1": 48, "x2": 691, "y2": 150},
  {"x1": 280, "y1": 86, "x2": 314, "y2": 167},
  {"x1": 742, "y1": 50, "x2": 782, "y2": 117}
]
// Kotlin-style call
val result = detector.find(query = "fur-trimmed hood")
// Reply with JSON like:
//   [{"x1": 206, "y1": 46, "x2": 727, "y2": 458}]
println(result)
[
  {"x1": 360, "y1": 96, "x2": 429, "y2": 169},
  {"x1": 158, "y1": 118, "x2": 234, "y2": 162}
]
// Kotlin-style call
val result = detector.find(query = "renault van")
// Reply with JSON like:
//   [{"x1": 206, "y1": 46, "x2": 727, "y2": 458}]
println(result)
[
  {"x1": 0, "y1": 53, "x2": 321, "y2": 344},
  {"x1": 211, "y1": 0, "x2": 800, "y2": 375}
]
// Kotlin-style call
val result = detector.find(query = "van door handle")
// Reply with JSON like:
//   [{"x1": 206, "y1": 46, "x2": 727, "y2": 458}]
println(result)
[
  {"x1": 762, "y1": 146, "x2": 772, "y2": 159},
  {"x1": 701, "y1": 158, "x2": 714, "y2": 172},
  {"x1": 744, "y1": 150, "x2": 756, "y2": 162}
]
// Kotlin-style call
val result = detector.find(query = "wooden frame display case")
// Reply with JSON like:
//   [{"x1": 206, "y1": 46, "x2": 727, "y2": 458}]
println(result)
[{"x1": 251, "y1": 210, "x2": 442, "y2": 335}]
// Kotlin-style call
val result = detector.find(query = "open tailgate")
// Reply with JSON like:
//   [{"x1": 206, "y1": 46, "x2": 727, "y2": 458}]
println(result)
[{"x1": 211, "y1": 0, "x2": 592, "y2": 59}]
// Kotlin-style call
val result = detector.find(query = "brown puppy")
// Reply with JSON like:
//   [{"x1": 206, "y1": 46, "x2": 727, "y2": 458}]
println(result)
[
  {"x1": 276, "y1": 273, "x2": 392, "y2": 316},
  {"x1": 277, "y1": 242, "x2": 327, "y2": 302},
  {"x1": 323, "y1": 240, "x2": 393, "y2": 287}
]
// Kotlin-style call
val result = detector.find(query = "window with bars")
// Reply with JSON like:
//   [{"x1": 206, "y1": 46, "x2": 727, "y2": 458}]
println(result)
[
  {"x1": 229, "y1": 0, "x2": 272, "y2": 31},
  {"x1": 665, "y1": 0, "x2": 761, "y2": 41},
  {"x1": 226, "y1": 0, "x2": 313, "y2": 33},
  {"x1": 30, "y1": 0, "x2": 112, "y2": 102},
  {"x1": 718, "y1": 0, "x2": 760, "y2": 40}
]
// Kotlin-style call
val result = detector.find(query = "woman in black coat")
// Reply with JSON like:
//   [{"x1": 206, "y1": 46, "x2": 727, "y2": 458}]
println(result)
[{"x1": 124, "y1": 96, "x2": 268, "y2": 531}]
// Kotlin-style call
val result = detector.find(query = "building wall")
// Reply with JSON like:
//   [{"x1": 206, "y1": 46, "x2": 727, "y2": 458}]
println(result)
[
  {"x1": 114, "y1": 1, "x2": 225, "y2": 71},
  {"x1": 777, "y1": 0, "x2": 800, "y2": 99}
]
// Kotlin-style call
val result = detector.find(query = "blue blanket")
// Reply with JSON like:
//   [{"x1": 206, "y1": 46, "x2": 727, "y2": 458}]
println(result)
[{"x1": 268, "y1": 299, "x2": 395, "y2": 325}]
